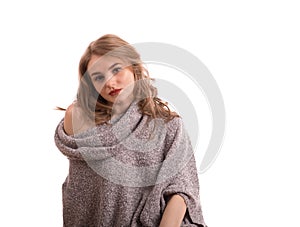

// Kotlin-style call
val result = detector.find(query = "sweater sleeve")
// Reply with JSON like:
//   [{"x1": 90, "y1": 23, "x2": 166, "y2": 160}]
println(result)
[
  {"x1": 161, "y1": 155, "x2": 206, "y2": 226},
  {"x1": 140, "y1": 117, "x2": 207, "y2": 227}
]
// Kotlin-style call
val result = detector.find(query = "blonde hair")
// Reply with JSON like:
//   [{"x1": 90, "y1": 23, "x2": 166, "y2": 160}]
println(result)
[{"x1": 76, "y1": 34, "x2": 178, "y2": 124}]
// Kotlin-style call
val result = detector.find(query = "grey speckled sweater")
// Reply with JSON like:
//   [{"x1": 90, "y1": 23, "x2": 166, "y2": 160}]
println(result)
[{"x1": 54, "y1": 102, "x2": 207, "y2": 227}]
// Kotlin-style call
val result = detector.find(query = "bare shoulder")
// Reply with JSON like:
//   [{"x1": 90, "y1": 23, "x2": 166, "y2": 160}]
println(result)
[
  {"x1": 63, "y1": 103, "x2": 75, "y2": 135},
  {"x1": 63, "y1": 101, "x2": 94, "y2": 135}
]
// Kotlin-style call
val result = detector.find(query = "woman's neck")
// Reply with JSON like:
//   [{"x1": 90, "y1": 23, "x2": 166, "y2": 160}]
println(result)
[{"x1": 110, "y1": 96, "x2": 134, "y2": 121}]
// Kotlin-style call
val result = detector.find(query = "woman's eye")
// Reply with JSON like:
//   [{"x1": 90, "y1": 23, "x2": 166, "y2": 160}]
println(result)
[
  {"x1": 94, "y1": 75, "x2": 104, "y2": 82},
  {"x1": 112, "y1": 67, "x2": 122, "y2": 75}
]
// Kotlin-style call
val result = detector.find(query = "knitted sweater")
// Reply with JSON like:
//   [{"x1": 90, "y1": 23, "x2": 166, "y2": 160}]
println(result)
[{"x1": 54, "y1": 102, "x2": 207, "y2": 227}]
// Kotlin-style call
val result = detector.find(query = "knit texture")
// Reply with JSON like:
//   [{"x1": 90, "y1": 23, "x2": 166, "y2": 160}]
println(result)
[{"x1": 54, "y1": 102, "x2": 207, "y2": 227}]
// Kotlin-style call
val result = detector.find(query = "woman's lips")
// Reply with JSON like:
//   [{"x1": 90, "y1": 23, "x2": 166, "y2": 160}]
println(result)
[{"x1": 109, "y1": 89, "x2": 122, "y2": 96}]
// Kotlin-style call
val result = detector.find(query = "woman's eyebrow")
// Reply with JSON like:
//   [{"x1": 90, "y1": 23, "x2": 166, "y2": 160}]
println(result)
[
  {"x1": 108, "y1": 62, "x2": 121, "y2": 70},
  {"x1": 90, "y1": 71, "x2": 103, "y2": 77},
  {"x1": 90, "y1": 62, "x2": 121, "y2": 77}
]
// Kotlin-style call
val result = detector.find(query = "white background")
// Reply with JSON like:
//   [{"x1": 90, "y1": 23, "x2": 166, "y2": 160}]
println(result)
[{"x1": 0, "y1": 0, "x2": 299, "y2": 226}]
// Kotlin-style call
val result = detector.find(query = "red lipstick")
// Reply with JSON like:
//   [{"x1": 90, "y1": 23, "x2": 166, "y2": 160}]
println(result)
[{"x1": 109, "y1": 89, "x2": 122, "y2": 96}]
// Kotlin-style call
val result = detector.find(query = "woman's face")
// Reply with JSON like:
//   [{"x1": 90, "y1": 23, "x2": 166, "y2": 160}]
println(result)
[{"x1": 87, "y1": 55, "x2": 135, "y2": 104}]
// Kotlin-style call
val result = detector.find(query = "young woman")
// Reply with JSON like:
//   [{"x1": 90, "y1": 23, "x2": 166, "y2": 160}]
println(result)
[{"x1": 54, "y1": 34, "x2": 207, "y2": 227}]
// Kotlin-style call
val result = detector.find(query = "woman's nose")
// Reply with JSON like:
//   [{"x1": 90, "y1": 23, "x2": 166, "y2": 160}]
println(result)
[{"x1": 105, "y1": 74, "x2": 117, "y2": 88}]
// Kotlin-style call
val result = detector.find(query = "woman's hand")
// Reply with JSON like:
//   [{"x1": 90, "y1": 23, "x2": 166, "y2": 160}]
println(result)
[{"x1": 159, "y1": 194, "x2": 187, "y2": 227}]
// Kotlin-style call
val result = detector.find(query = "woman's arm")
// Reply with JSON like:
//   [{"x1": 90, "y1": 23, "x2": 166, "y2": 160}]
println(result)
[{"x1": 159, "y1": 194, "x2": 187, "y2": 227}]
